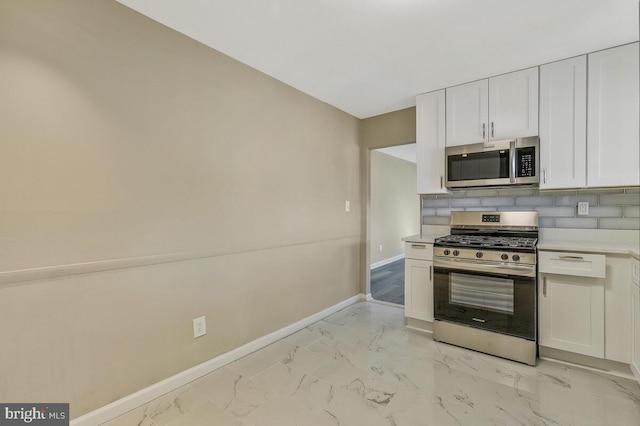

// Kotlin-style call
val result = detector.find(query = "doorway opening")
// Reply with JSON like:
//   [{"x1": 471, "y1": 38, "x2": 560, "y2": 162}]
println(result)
[{"x1": 369, "y1": 143, "x2": 420, "y2": 305}]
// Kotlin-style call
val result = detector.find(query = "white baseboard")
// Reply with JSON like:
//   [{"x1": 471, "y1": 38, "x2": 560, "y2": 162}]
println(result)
[
  {"x1": 539, "y1": 346, "x2": 635, "y2": 380},
  {"x1": 365, "y1": 293, "x2": 403, "y2": 308},
  {"x1": 370, "y1": 253, "x2": 404, "y2": 270},
  {"x1": 71, "y1": 293, "x2": 365, "y2": 426},
  {"x1": 632, "y1": 361, "x2": 640, "y2": 384},
  {"x1": 406, "y1": 317, "x2": 433, "y2": 335}
]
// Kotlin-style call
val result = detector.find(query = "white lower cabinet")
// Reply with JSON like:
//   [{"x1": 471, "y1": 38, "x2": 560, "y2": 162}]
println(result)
[
  {"x1": 538, "y1": 251, "x2": 606, "y2": 358},
  {"x1": 539, "y1": 273, "x2": 605, "y2": 357},
  {"x1": 604, "y1": 255, "x2": 631, "y2": 363},
  {"x1": 404, "y1": 242, "x2": 434, "y2": 322},
  {"x1": 539, "y1": 250, "x2": 635, "y2": 366},
  {"x1": 632, "y1": 258, "x2": 640, "y2": 382}
]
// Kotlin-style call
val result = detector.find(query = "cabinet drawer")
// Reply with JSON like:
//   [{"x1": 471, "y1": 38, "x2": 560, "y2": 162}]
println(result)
[
  {"x1": 405, "y1": 242, "x2": 433, "y2": 261},
  {"x1": 539, "y1": 251, "x2": 605, "y2": 278},
  {"x1": 632, "y1": 258, "x2": 640, "y2": 286}
]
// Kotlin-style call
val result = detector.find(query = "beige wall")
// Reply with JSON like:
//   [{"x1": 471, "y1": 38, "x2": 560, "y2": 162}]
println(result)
[
  {"x1": 359, "y1": 107, "x2": 416, "y2": 293},
  {"x1": 370, "y1": 151, "x2": 419, "y2": 265},
  {"x1": 0, "y1": 0, "x2": 360, "y2": 417},
  {"x1": 360, "y1": 107, "x2": 416, "y2": 150}
]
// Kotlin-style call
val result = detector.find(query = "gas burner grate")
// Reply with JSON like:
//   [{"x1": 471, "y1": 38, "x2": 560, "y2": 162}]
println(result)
[{"x1": 435, "y1": 235, "x2": 538, "y2": 250}]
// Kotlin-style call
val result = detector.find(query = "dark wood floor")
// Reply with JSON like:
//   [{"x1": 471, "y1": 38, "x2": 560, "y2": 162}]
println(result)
[{"x1": 370, "y1": 258, "x2": 404, "y2": 305}]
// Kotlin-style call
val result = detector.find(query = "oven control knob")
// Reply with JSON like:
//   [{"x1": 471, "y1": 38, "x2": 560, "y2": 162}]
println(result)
[
  {"x1": 443, "y1": 249, "x2": 450, "y2": 256},
  {"x1": 501, "y1": 254, "x2": 509, "y2": 260},
  {"x1": 512, "y1": 254, "x2": 520, "y2": 261},
  {"x1": 475, "y1": 252, "x2": 483, "y2": 258},
  {"x1": 453, "y1": 250, "x2": 460, "y2": 256}
]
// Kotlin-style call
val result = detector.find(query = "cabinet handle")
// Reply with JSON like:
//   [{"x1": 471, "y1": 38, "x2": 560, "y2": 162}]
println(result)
[
  {"x1": 557, "y1": 255, "x2": 585, "y2": 261},
  {"x1": 411, "y1": 244, "x2": 427, "y2": 249},
  {"x1": 543, "y1": 277, "x2": 547, "y2": 296},
  {"x1": 491, "y1": 122, "x2": 494, "y2": 138},
  {"x1": 509, "y1": 140, "x2": 516, "y2": 183},
  {"x1": 440, "y1": 176, "x2": 443, "y2": 189},
  {"x1": 542, "y1": 168, "x2": 546, "y2": 184},
  {"x1": 430, "y1": 265, "x2": 433, "y2": 281},
  {"x1": 482, "y1": 123, "x2": 486, "y2": 138}
]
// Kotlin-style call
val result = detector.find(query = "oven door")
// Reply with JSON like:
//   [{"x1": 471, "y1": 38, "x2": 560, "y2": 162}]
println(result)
[{"x1": 433, "y1": 258, "x2": 536, "y2": 340}]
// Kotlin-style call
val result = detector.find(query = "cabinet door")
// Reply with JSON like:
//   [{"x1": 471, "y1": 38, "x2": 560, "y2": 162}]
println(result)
[
  {"x1": 632, "y1": 258, "x2": 640, "y2": 382},
  {"x1": 539, "y1": 273, "x2": 604, "y2": 357},
  {"x1": 632, "y1": 282, "x2": 640, "y2": 382},
  {"x1": 587, "y1": 42, "x2": 640, "y2": 187},
  {"x1": 416, "y1": 90, "x2": 447, "y2": 194},
  {"x1": 603, "y1": 255, "x2": 630, "y2": 363},
  {"x1": 488, "y1": 67, "x2": 539, "y2": 140},
  {"x1": 404, "y1": 258, "x2": 434, "y2": 322},
  {"x1": 446, "y1": 80, "x2": 488, "y2": 146},
  {"x1": 539, "y1": 56, "x2": 587, "y2": 189}
]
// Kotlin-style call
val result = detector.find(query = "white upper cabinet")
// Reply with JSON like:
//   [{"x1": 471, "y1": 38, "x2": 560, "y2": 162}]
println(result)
[
  {"x1": 587, "y1": 42, "x2": 640, "y2": 187},
  {"x1": 489, "y1": 67, "x2": 539, "y2": 140},
  {"x1": 424, "y1": 43, "x2": 636, "y2": 190},
  {"x1": 445, "y1": 67, "x2": 538, "y2": 147},
  {"x1": 539, "y1": 56, "x2": 587, "y2": 189},
  {"x1": 416, "y1": 90, "x2": 447, "y2": 194},
  {"x1": 445, "y1": 80, "x2": 488, "y2": 146}
]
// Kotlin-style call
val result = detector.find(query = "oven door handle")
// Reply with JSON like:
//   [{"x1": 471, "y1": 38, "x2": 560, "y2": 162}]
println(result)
[{"x1": 433, "y1": 257, "x2": 536, "y2": 277}]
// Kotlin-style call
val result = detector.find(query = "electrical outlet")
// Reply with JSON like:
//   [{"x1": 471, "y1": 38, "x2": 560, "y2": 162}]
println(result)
[
  {"x1": 345, "y1": 201, "x2": 350, "y2": 212},
  {"x1": 379, "y1": 245, "x2": 383, "y2": 252},
  {"x1": 193, "y1": 316, "x2": 206, "y2": 338},
  {"x1": 577, "y1": 202, "x2": 589, "y2": 216}
]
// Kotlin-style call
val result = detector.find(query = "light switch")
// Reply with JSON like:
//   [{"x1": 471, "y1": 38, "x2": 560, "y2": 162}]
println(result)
[{"x1": 193, "y1": 316, "x2": 207, "y2": 338}]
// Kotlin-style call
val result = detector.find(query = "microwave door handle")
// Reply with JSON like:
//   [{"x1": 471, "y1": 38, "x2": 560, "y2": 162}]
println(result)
[{"x1": 509, "y1": 140, "x2": 516, "y2": 183}]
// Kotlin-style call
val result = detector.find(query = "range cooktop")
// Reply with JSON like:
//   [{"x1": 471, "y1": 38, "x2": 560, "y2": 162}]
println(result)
[{"x1": 434, "y1": 234, "x2": 538, "y2": 250}]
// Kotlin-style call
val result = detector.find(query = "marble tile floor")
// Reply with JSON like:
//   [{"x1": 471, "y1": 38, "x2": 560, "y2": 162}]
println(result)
[{"x1": 104, "y1": 302, "x2": 640, "y2": 426}]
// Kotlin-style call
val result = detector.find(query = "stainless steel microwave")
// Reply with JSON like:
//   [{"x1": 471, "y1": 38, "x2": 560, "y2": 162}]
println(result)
[{"x1": 445, "y1": 137, "x2": 539, "y2": 189}]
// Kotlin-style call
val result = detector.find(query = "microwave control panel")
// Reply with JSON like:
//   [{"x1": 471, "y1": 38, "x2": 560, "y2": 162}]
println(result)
[{"x1": 517, "y1": 147, "x2": 535, "y2": 177}]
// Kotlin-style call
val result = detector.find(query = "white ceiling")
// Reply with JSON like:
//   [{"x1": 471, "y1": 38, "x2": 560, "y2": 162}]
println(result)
[
  {"x1": 116, "y1": 0, "x2": 639, "y2": 119},
  {"x1": 376, "y1": 144, "x2": 416, "y2": 164}
]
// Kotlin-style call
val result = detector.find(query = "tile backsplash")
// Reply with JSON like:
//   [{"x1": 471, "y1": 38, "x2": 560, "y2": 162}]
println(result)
[{"x1": 422, "y1": 187, "x2": 640, "y2": 230}]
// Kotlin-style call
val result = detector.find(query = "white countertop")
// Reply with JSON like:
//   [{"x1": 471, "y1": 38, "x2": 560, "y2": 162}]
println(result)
[
  {"x1": 538, "y1": 229, "x2": 639, "y2": 258},
  {"x1": 538, "y1": 239, "x2": 639, "y2": 257},
  {"x1": 403, "y1": 225, "x2": 450, "y2": 244},
  {"x1": 404, "y1": 228, "x2": 639, "y2": 258},
  {"x1": 402, "y1": 234, "x2": 441, "y2": 244}
]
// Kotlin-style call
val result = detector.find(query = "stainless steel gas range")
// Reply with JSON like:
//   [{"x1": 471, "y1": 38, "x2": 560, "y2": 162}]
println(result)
[{"x1": 432, "y1": 211, "x2": 539, "y2": 365}]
